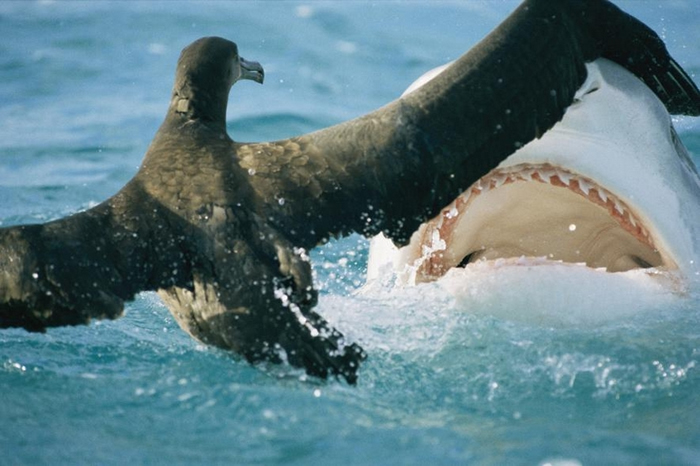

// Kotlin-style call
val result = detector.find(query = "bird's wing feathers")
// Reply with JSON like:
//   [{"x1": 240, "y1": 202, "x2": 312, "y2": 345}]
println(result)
[
  {"x1": 242, "y1": 0, "x2": 700, "y2": 249},
  {"x1": 578, "y1": 0, "x2": 700, "y2": 116},
  {"x1": 157, "y1": 203, "x2": 366, "y2": 383}
]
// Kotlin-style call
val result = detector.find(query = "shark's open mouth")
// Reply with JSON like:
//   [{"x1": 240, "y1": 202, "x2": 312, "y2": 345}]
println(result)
[{"x1": 411, "y1": 163, "x2": 670, "y2": 282}]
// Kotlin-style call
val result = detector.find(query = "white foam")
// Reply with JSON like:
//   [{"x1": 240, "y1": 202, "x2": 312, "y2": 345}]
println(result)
[
  {"x1": 435, "y1": 259, "x2": 685, "y2": 326},
  {"x1": 364, "y1": 255, "x2": 688, "y2": 327}
]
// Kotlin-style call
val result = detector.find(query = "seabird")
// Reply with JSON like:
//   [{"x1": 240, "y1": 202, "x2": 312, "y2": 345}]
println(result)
[{"x1": 1, "y1": 0, "x2": 698, "y2": 384}]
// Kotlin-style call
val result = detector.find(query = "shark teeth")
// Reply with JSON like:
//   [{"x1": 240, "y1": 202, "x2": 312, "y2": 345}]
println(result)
[
  {"x1": 555, "y1": 171, "x2": 572, "y2": 186},
  {"x1": 428, "y1": 162, "x2": 655, "y2": 265},
  {"x1": 539, "y1": 168, "x2": 556, "y2": 182},
  {"x1": 520, "y1": 169, "x2": 535, "y2": 182},
  {"x1": 490, "y1": 173, "x2": 508, "y2": 189},
  {"x1": 613, "y1": 199, "x2": 625, "y2": 215},
  {"x1": 445, "y1": 206, "x2": 459, "y2": 219},
  {"x1": 577, "y1": 179, "x2": 592, "y2": 195},
  {"x1": 598, "y1": 188, "x2": 609, "y2": 203}
]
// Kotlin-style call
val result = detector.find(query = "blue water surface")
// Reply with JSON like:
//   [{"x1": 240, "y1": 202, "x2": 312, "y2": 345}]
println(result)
[{"x1": 1, "y1": 2, "x2": 699, "y2": 465}]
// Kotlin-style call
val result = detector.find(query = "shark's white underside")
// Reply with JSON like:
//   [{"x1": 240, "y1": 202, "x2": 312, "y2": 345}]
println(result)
[{"x1": 365, "y1": 59, "x2": 700, "y2": 322}]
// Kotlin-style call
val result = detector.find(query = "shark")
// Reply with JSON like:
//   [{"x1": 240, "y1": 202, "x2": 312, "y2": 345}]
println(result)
[{"x1": 368, "y1": 57, "x2": 700, "y2": 318}]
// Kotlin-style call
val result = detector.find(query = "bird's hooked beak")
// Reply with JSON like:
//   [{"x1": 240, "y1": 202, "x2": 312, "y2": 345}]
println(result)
[{"x1": 239, "y1": 57, "x2": 264, "y2": 84}]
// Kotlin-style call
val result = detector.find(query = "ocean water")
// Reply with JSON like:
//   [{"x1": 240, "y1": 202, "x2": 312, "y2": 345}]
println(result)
[{"x1": 1, "y1": 1, "x2": 699, "y2": 464}]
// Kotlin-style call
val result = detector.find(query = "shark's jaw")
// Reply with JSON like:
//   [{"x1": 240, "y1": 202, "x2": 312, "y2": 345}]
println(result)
[
  {"x1": 405, "y1": 163, "x2": 669, "y2": 283},
  {"x1": 368, "y1": 58, "x2": 700, "y2": 289}
]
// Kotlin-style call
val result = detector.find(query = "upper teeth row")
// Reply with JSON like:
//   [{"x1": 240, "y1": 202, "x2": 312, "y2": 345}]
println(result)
[{"x1": 447, "y1": 163, "x2": 654, "y2": 248}]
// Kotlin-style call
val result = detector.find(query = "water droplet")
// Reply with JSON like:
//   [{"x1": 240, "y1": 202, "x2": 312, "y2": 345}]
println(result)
[
  {"x1": 569, "y1": 224, "x2": 576, "y2": 232},
  {"x1": 278, "y1": 198, "x2": 286, "y2": 206}
]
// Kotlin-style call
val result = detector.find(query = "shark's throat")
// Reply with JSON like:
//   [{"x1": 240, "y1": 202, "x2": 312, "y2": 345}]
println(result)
[{"x1": 412, "y1": 163, "x2": 667, "y2": 282}]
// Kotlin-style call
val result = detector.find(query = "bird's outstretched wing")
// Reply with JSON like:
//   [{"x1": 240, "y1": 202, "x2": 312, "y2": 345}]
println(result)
[{"x1": 239, "y1": 0, "x2": 700, "y2": 250}]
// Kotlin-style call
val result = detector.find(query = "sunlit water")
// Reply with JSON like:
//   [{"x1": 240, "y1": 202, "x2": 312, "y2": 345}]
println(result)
[{"x1": 1, "y1": 2, "x2": 699, "y2": 464}]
